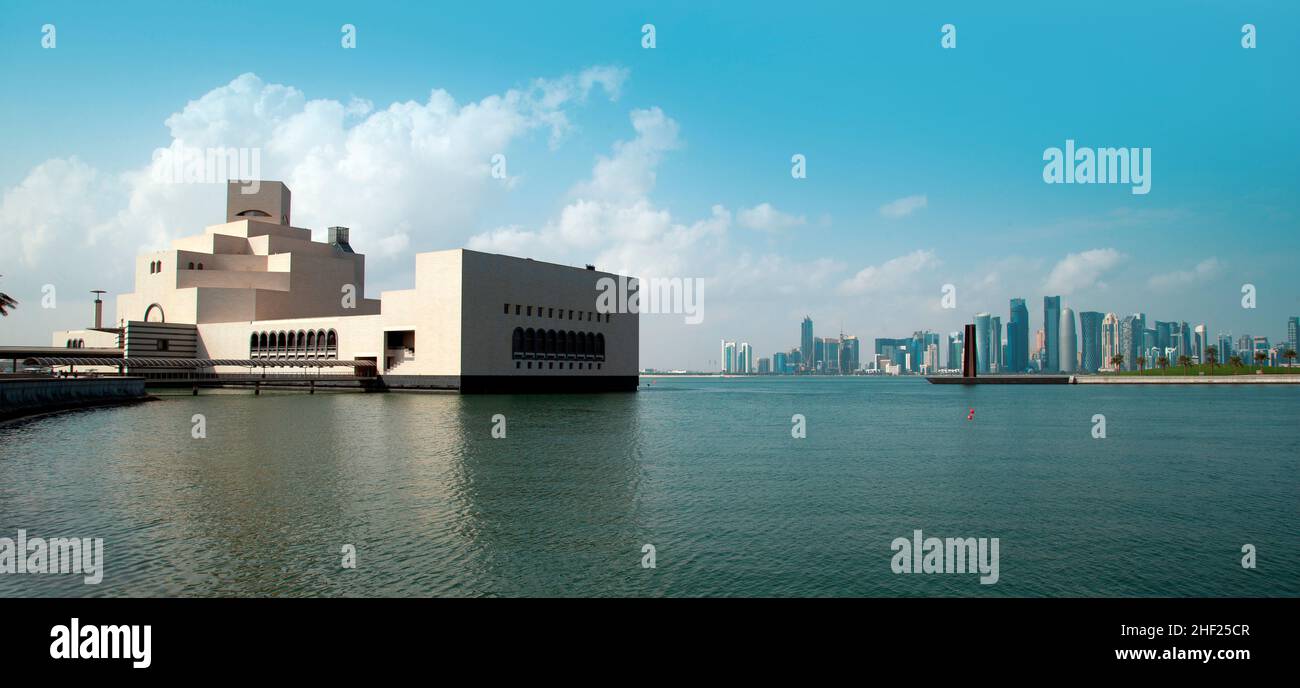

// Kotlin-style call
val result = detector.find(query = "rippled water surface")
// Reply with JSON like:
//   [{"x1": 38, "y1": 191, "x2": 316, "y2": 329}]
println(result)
[{"x1": 1, "y1": 377, "x2": 1296, "y2": 596}]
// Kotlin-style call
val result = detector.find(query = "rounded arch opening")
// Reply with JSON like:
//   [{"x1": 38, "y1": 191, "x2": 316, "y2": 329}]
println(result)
[{"x1": 143, "y1": 303, "x2": 166, "y2": 323}]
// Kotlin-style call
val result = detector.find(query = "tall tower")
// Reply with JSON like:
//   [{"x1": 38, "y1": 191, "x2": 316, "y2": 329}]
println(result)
[
  {"x1": 800, "y1": 316, "x2": 814, "y2": 372},
  {"x1": 974, "y1": 313, "x2": 992, "y2": 373},
  {"x1": 1059, "y1": 307, "x2": 1077, "y2": 373},
  {"x1": 1043, "y1": 295, "x2": 1061, "y2": 371},
  {"x1": 1009, "y1": 298, "x2": 1029, "y2": 373}
]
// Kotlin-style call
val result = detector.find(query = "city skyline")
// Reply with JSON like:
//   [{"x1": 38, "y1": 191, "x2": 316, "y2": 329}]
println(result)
[{"x1": 709, "y1": 302, "x2": 1298, "y2": 375}]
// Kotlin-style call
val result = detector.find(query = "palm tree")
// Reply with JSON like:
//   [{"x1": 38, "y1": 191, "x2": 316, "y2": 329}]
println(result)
[
  {"x1": 1229, "y1": 355, "x2": 1242, "y2": 373},
  {"x1": 1110, "y1": 354, "x2": 1124, "y2": 372},
  {"x1": 1177, "y1": 354, "x2": 1192, "y2": 375},
  {"x1": 1157, "y1": 356, "x2": 1169, "y2": 374},
  {"x1": 1285, "y1": 349, "x2": 1297, "y2": 368},
  {"x1": 0, "y1": 274, "x2": 16, "y2": 317},
  {"x1": 1137, "y1": 356, "x2": 1146, "y2": 375},
  {"x1": 1254, "y1": 351, "x2": 1268, "y2": 369},
  {"x1": 1205, "y1": 345, "x2": 1218, "y2": 376}
]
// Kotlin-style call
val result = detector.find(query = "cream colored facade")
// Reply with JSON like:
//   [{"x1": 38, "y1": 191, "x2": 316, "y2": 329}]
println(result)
[{"x1": 53, "y1": 181, "x2": 638, "y2": 392}]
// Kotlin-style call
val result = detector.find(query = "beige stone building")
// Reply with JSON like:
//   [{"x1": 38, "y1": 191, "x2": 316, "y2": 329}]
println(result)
[{"x1": 53, "y1": 181, "x2": 638, "y2": 392}]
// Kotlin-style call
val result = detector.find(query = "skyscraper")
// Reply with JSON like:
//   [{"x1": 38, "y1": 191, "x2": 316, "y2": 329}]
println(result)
[
  {"x1": 738, "y1": 342, "x2": 753, "y2": 373},
  {"x1": 990, "y1": 316, "x2": 1002, "y2": 373},
  {"x1": 1079, "y1": 311, "x2": 1103, "y2": 373},
  {"x1": 823, "y1": 337, "x2": 840, "y2": 373},
  {"x1": 1101, "y1": 313, "x2": 1119, "y2": 370},
  {"x1": 773, "y1": 351, "x2": 789, "y2": 375},
  {"x1": 1119, "y1": 315, "x2": 1140, "y2": 371},
  {"x1": 975, "y1": 312, "x2": 992, "y2": 373},
  {"x1": 841, "y1": 336, "x2": 860, "y2": 373},
  {"x1": 1193, "y1": 324, "x2": 1208, "y2": 363},
  {"x1": 1287, "y1": 317, "x2": 1297, "y2": 355},
  {"x1": 1043, "y1": 296, "x2": 1061, "y2": 371},
  {"x1": 800, "y1": 317, "x2": 814, "y2": 372},
  {"x1": 946, "y1": 330, "x2": 963, "y2": 370},
  {"x1": 1059, "y1": 307, "x2": 1077, "y2": 373},
  {"x1": 1009, "y1": 298, "x2": 1029, "y2": 373},
  {"x1": 721, "y1": 340, "x2": 736, "y2": 373}
]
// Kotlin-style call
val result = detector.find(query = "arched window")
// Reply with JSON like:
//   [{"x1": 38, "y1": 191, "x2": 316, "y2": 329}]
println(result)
[
  {"x1": 317, "y1": 329, "x2": 327, "y2": 356},
  {"x1": 326, "y1": 330, "x2": 337, "y2": 358},
  {"x1": 297, "y1": 330, "x2": 306, "y2": 355},
  {"x1": 307, "y1": 330, "x2": 317, "y2": 356},
  {"x1": 249, "y1": 333, "x2": 258, "y2": 356},
  {"x1": 259, "y1": 332, "x2": 268, "y2": 355},
  {"x1": 288, "y1": 331, "x2": 296, "y2": 351},
  {"x1": 565, "y1": 331, "x2": 576, "y2": 359},
  {"x1": 65, "y1": 339, "x2": 71, "y2": 348},
  {"x1": 596, "y1": 333, "x2": 605, "y2": 360},
  {"x1": 512, "y1": 328, "x2": 524, "y2": 359},
  {"x1": 524, "y1": 329, "x2": 536, "y2": 358},
  {"x1": 144, "y1": 303, "x2": 165, "y2": 323},
  {"x1": 197, "y1": 263, "x2": 204, "y2": 270},
  {"x1": 546, "y1": 329, "x2": 557, "y2": 358},
  {"x1": 278, "y1": 331, "x2": 287, "y2": 355}
]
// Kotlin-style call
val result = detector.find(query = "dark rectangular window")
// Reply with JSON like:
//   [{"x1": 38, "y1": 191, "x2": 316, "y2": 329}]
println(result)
[
  {"x1": 504, "y1": 303, "x2": 510, "y2": 314},
  {"x1": 515, "y1": 305, "x2": 521, "y2": 315},
  {"x1": 548, "y1": 308, "x2": 553, "y2": 318},
  {"x1": 527, "y1": 306, "x2": 532, "y2": 316}
]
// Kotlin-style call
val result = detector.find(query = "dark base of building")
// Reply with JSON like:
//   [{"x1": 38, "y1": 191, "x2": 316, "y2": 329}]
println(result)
[{"x1": 382, "y1": 374, "x2": 639, "y2": 394}]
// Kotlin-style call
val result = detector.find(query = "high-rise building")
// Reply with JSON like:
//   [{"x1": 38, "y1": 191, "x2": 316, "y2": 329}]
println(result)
[
  {"x1": 946, "y1": 331, "x2": 963, "y2": 370},
  {"x1": 1193, "y1": 324, "x2": 1208, "y2": 363},
  {"x1": 923, "y1": 343, "x2": 940, "y2": 373},
  {"x1": 1079, "y1": 311, "x2": 1103, "y2": 373},
  {"x1": 822, "y1": 337, "x2": 840, "y2": 373},
  {"x1": 1101, "y1": 313, "x2": 1119, "y2": 370},
  {"x1": 1119, "y1": 315, "x2": 1140, "y2": 371},
  {"x1": 721, "y1": 340, "x2": 736, "y2": 373},
  {"x1": 1155, "y1": 321, "x2": 1173, "y2": 353},
  {"x1": 1059, "y1": 307, "x2": 1077, "y2": 373},
  {"x1": 800, "y1": 317, "x2": 814, "y2": 372},
  {"x1": 975, "y1": 312, "x2": 992, "y2": 373},
  {"x1": 738, "y1": 342, "x2": 753, "y2": 373},
  {"x1": 841, "y1": 336, "x2": 860, "y2": 373},
  {"x1": 1008, "y1": 298, "x2": 1029, "y2": 373},
  {"x1": 1043, "y1": 296, "x2": 1061, "y2": 371},
  {"x1": 1287, "y1": 316, "x2": 1298, "y2": 355},
  {"x1": 990, "y1": 316, "x2": 1002, "y2": 373},
  {"x1": 1217, "y1": 333, "x2": 1233, "y2": 363},
  {"x1": 773, "y1": 351, "x2": 788, "y2": 375},
  {"x1": 757, "y1": 357, "x2": 771, "y2": 374}
]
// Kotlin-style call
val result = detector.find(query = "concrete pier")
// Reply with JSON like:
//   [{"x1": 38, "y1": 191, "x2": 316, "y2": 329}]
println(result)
[{"x1": 0, "y1": 377, "x2": 150, "y2": 421}]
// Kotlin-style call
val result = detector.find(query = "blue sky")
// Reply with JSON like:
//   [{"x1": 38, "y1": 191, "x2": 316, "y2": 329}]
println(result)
[{"x1": 1, "y1": 1, "x2": 1296, "y2": 367}]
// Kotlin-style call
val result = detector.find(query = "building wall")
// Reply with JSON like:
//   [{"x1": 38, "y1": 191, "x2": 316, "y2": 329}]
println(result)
[{"x1": 459, "y1": 250, "x2": 637, "y2": 379}]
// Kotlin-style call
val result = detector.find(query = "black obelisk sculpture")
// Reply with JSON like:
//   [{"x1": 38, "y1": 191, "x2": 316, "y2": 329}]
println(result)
[{"x1": 963, "y1": 323, "x2": 977, "y2": 379}]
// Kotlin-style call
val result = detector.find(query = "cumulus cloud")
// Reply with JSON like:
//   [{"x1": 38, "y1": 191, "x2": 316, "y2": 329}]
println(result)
[
  {"x1": 838, "y1": 250, "x2": 939, "y2": 295},
  {"x1": 0, "y1": 67, "x2": 624, "y2": 283},
  {"x1": 736, "y1": 203, "x2": 806, "y2": 232},
  {"x1": 1042, "y1": 248, "x2": 1125, "y2": 295},
  {"x1": 1148, "y1": 258, "x2": 1221, "y2": 290},
  {"x1": 879, "y1": 194, "x2": 927, "y2": 218}
]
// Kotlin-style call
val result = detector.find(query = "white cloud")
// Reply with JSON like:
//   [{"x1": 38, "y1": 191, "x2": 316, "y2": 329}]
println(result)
[
  {"x1": 736, "y1": 203, "x2": 806, "y2": 232},
  {"x1": 837, "y1": 250, "x2": 939, "y2": 295},
  {"x1": 1042, "y1": 248, "x2": 1124, "y2": 295},
  {"x1": 1148, "y1": 258, "x2": 1221, "y2": 290},
  {"x1": 569, "y1": 107, "x2": 678, "y2": 202},
  {"x1": 879, "y1": 194, "x2": 927, "y2": 218}
]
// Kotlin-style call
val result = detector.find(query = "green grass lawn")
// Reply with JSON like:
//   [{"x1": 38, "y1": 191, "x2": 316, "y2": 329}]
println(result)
[{"x1": 1110, "y1": 363, "x2": 1299, "y2": 376}]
